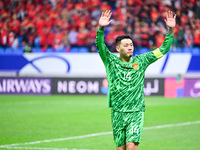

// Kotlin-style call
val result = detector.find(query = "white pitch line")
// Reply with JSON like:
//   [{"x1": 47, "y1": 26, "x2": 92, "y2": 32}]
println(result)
[
  {"x1": 0, "y1": 132, "x2": 112, "y2": 148},
  {"x1": 2, "y1": 146, "x2": 102, "y2": 150},
  {"x1": 0, "y1": 120, "x2": 200, "y2": 149},
  {"x1": 143, "y1": 120, "x2": 200, "y2": 130}
]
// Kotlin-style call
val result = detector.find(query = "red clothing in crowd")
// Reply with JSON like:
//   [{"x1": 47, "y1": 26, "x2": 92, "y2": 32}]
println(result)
[
  {"x1": 193, "y1": 29, "x2": 200, "y2": 46},
  {"x1": 44, "y1": 17, "x2": 54, "y2": 29},
  {"x1": 66, "y1": 2, "x2": 74, "y2": 11},
  {"x1": 77, "y1": 28, "x2": 89, "y2": 46},
  {"x1": 27, "y1": 6, "x2": 37, "y2": 19},
  {"x1": 10, "y1": 19, "x2": 21, "y2": 34},
  {"x1": 106, "y1": 29, "x2": 125, "y2": 44},
  {"x1": 101, "y1": 1, "x2": 112, "y2": 11},
  {"x1": 133, "y1": 31, "x2": 141, "y2": 46},
  {"x1": 150, "y1": 7, "x2": 160, "y2": 22},
  {"x1": 141, "y1": 33, "x2": 150, "y2": 47},
  {"x1": 8, "y1": 32, "x2": 15, "y2": 47},
  {"x1": 35, "y1": 17, "x2": 45, "y2": 35},
  {"x1": 0, "y1": 0, "x2": 199, "y2": 52},
  {"x1": 89, "y1": 27, "x2": 97, "y2": 40},
  {"x1": 53, "y1": 32, "x2": 64, "y2": 50},
  {"x1": 0, "y1": 28, "x2": 7, "y2": 46},
  {"x1": 84, "y1": 0, "x2": 101, "y2": 12},
  {"x1": 113, "y1": 8, "x2": 126, "y2": 23},
  {"x1": 76, "y1": 18, "x2": 87, "y2": 28},
  {"x1": 39, "y1": 28, "x2": 48, "y2": 46},
  {"x1": 35, "y1": 3, "x2": 43, "y2": 13},
  {"x1": 155, "y1": 33, "x2": 165, "y2": 47},
  {"x1": 75, "y1": 3, "x2": 84, "y2": 10},
  {"x1": 180, "y1": 13, "x2": 189, "y2": 27},
  {"x1": 47, "y1": 31, "x2": 55, "y2": 47}
]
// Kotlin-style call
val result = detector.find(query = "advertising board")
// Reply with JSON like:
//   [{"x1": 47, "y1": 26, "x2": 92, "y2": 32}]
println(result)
[
  {"x1": 0, "y1": 77, "x2": 51, "y2": 95},
  {"x1": 52, "y1": 78, "x2": 164, "y2": 96},
  {"x1": 52, "y1": 78, "x2": 102, "y2": 95},
  {"x1": 184, "y1": 79, "x2": 200, "y2": 97},
  {"x1": 144, "y1": 78, "x2": 164, "y2": 96}
]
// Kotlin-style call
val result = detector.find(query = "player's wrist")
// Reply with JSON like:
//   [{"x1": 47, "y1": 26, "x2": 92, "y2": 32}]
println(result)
[
  {"x1": 167, "y1": 27, "x2": 174, "y2": 35},
  {"x1": 99, "y1": 25, "x2": 105, "y2": 31}
]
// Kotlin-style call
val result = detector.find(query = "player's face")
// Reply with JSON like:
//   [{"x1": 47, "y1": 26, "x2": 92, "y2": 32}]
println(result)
[{"x1": 116, "y1": 39, "x2": 134, "y2": 58}]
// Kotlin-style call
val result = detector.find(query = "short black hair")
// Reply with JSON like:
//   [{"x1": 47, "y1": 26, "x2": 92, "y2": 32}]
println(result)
[{"x1": 115, "y1": 35, "x2": 133, "y2": 46}]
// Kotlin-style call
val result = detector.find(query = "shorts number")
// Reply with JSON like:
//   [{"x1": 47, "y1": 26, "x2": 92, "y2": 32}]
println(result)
[{"x1": 132, "y1": 126, "x2": 139, "y2": 135}]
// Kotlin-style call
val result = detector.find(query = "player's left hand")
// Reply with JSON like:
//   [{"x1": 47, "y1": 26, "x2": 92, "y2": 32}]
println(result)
[{"x1": 164, "y1": 11, "x2": 176, "y2": 29}]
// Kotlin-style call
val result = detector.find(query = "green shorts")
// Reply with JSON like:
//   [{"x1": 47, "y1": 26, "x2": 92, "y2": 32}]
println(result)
[{"x1": 111, "y1": 110, "x2": 145, "y2": 147}]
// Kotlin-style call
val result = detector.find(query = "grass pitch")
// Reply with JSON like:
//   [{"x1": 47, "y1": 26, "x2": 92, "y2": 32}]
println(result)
[{"x1": 0, "y1": 95, "x2": 200, "y2": 150}]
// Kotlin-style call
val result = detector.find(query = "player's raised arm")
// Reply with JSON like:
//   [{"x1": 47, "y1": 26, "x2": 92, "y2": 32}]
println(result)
[
  {"x1": 153, "y1": 11, "x2": 176, "y2": 58},
  {"x1": 139, "y1": 11, "x2": 176, "y2": 69},
  {"x1": 95, "y1": 10, "x2": 113, "y2": 64}
]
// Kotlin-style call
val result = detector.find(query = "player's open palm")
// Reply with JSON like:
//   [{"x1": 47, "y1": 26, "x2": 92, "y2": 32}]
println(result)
[
  {"x1": 99, "y1": 10, "x2": 113, "y2": 27},
  {"x1": 164, "y1": 11, "x2": 176, "y2": 29}
]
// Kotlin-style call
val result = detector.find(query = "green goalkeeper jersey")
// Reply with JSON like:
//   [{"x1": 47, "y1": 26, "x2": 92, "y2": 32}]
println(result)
[{"x1": 96, "y1": 29, "x2": 174, "y2": 112}]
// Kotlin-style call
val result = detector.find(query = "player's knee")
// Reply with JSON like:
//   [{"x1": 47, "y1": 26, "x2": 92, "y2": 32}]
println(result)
[
  {"x1": 126, "y1": 142, "x2": 139, "y2": 150},
  {"x1": 116, "y1": 145, "x2": 126, "y2": 150}
]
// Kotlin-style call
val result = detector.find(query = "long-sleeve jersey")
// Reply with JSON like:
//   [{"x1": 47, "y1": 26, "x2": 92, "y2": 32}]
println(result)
[{"x1": 96, "y1": 29, "x2": 174, "y2": 112}]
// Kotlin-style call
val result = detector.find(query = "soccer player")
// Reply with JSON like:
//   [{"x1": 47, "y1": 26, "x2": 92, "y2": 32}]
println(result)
[{"x1": 95, "y1": 10, "x2": 176, "y2": 150}]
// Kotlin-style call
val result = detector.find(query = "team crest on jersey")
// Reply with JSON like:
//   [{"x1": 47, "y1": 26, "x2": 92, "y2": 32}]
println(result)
[{"x1": 132, "y1": 62, "x2": 138, "y2": 70}]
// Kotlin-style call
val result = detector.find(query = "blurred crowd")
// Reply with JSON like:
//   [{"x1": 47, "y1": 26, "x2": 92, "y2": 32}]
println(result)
[{"x1": 0, "y1": 0, "x2": 200, "y2": 53}]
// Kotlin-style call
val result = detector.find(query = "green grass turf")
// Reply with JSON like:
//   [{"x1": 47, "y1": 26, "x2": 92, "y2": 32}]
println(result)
[{"x1": 0, "y1": 95, "x2": 200, "y2": 150}]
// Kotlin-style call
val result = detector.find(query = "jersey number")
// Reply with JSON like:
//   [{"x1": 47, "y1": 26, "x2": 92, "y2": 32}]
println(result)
[{"x1": 123, "y1": 72, "x2": 131, "y2": 81}]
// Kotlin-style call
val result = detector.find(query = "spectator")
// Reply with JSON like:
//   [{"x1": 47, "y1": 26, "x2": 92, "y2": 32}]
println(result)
[
  {"x1": 91, "y1": 6, "x2": 101, "y2": 22},
  {"x1": 0, "y1": 26, "x2": 8, "y2": 48},
  {"x1": 150, "y1": 6, "x2": 160, "y2": 23},
  {"x1": 140, "y1": 22, "x2": 150, "y2": 48},
  {"x1": 11, "y1": 34, "x2": 19, "y2": 49},
  {"x1": 193, "y1": 27, "x2": 200, "y2": 48},
  {"x1": 8, "y1": 31, "x2": 15, "y2": 47},
  {"x1": 101, "y1": 1, "x2": 112, "y2": 11},
  {"x1": 77, "y1": 26, "x2": 89, "y2": 46},
  {"x1": 133, "y1": 29, "x2": 141, "y2": 48},
  {"x1": 89, "y1": 26, "x2": 98, "y2": 52},
  {"x1": 184, "y1": 25, "x2": 193, "y2": 47},
  {"x1": 53, "y1": 26, "x2": 64, "y2": 50},
  {"x1": 10, "y1": 15, "x2": 21, "y2": 36},
  {"x1": 177, "y1": 26, "x2": 185, "y2": 47},
  {"x1": 0, "y1": 0, "x2": 200, "y2": 53},
  {"x1": 21, "y1": 28, "x2": 28, "y2": 48},
  {"x1": 155, "y1": 32, "x2": 165, "y2": 48},
  {"x1": 68, "y1": 27, "x2": 78, "y2": 47},
  {"x1": 196, "y1": 1, "x2": 200, "y2": 18},
  {"x1": 63, "y1": 31, "x2": 70, "y2": 52}
]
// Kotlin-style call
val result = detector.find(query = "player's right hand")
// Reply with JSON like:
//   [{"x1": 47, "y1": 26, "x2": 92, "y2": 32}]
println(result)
[
  {"x1": 99, "y1": 10, "x2": 113, "y2": 27},
  {"x1": 164, "y1": 11, "x2": 176, "y2": 29}
]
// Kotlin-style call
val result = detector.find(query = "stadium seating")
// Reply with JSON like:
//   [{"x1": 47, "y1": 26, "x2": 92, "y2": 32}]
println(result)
[
  {"x1": 175, "y1": 47, "x2": 183, "y2": 53},
  {"x1": 69, "y1": 47, "x2": 79, "y2": 53},
  {"x1": 0, "y1": 0, "x2": 199, "y2": 54},
  {"x1": 183, "y1": 47, "x2": 191, "y2": 53},
  {"x1": 5, "y1": 48, "x2": 13, "y2": 53},
  {"x1": 192, "y1": 48, "x2": 200, "y2": 55},
  {"x1": 1, "y1": 46, "x2": 200, "y2": 54},
  {"x1": 0, "y1": 47, "x2": 5, "y2": 53}
]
